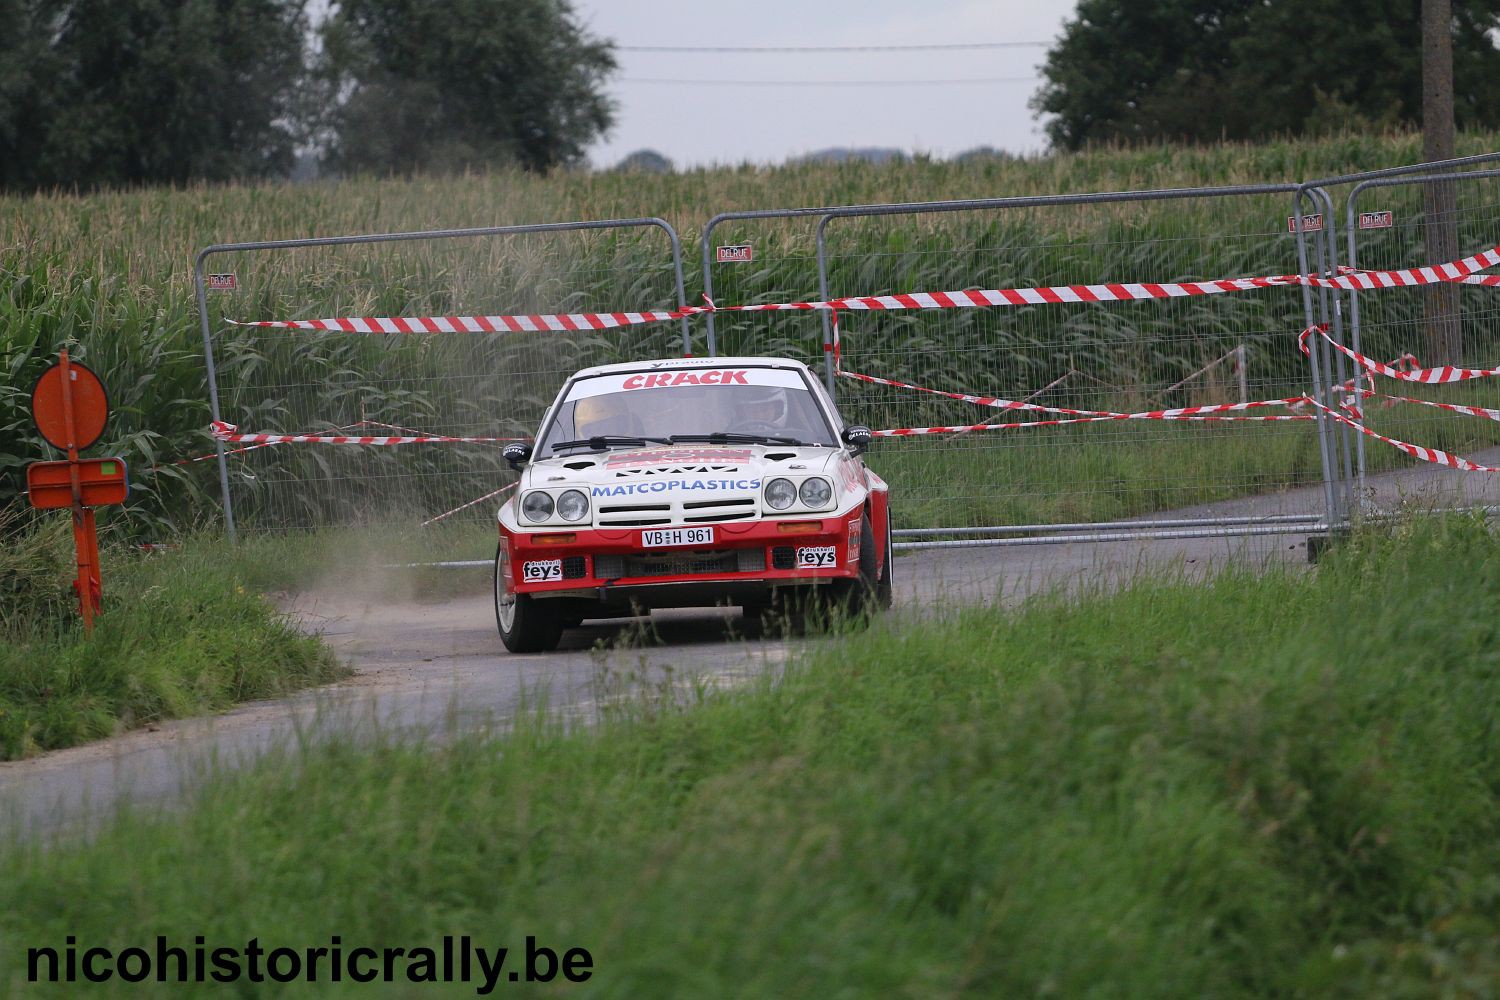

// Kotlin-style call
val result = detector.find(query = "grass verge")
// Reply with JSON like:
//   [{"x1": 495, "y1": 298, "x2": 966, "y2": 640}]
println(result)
[
  {"x1": 0, "y1": 513, "x2": 347, "y2": 760},
  {"x1": 3, "y1": 516, "x2": 1498, "y2": 996}
]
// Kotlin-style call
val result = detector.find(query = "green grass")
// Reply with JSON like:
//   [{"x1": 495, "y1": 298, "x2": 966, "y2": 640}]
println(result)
[
  {"x1": 0, "y1": 513, "x2": 347, "y2": 759},
  {"x1": 3, "y1": 515, "x2": 1497, "y2": 996}
]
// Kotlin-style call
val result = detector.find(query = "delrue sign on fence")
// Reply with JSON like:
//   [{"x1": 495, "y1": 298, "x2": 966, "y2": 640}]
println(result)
[
  {"x1": 716, "y1": 244, "x2": 753, "y2": 263},
  {"x1": 1287, "y1": 214, "x2": 1324, "y2": 233},
  {"x1": 1358, "y1": 210, "x2": 1395, "y2": 230},
  {"x1": 27, "y1": 352, "x2": 126, "y2": 630},
  {"x1": 207, "y1": 273, "x2": 237, "y2": 290}
]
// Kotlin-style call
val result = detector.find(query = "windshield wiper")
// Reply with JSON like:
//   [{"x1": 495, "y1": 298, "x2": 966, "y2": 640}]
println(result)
[
  {"x1": 551, "y1": 435, "x2": 672, "y2": 453},
  {"x1": 669, "y1": 432, "x2": 808, "y2": 446}
]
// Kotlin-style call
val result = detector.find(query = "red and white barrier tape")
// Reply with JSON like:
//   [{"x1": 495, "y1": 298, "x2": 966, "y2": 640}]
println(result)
[
  {"x1": 421, "y1": 483, "x2": 517, "y2": 526},
  {"x1": 839, "y1": 367, "x2": 1313, "y2": 421},
  {"x1": 157, "y1": 420, "x2": 437, "y2": 468},
  {"x1": 1361, "y1": 390, "x2": 1500, "y2": 423},
  {"x1": 1311, "y1": 400, "x2": 1500, "y2": 473},
  {"x1": 209, "y1": 421, "x2": 525, "y2": 446},
  {"x1": 231, "y1": 245, "x2": 1500, "y2": 335},
  {"x1": 1310, "y1": 246, "x2": 1500, "y2": 290},
  {"x1": 833, "y1": 305, "x2": 1317, "y2": 433},
  {"x1": 1300, "y1": 323, "x2": 1500, "y2": 384},
  {"x1": 872, "y1": 413, "x2": 1315, "y2": 436},
  {"x1": 229, "y1": 312, "x2": 678, "y2": 333}
]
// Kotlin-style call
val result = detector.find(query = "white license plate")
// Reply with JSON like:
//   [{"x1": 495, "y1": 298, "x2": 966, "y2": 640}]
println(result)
[
  {"x1": 797, "y1": 545, "x2": 837, "y2": 568},
  {"x1": 522, "y1": 559, "x2": 563, "y2": 582},
  {"x1": 641, "y1": 527, "x2": 716, "y2": 548}
]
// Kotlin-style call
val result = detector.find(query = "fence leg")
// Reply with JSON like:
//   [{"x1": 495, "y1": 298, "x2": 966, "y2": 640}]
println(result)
[{"x1": 1234, "y1": 345, "x2": 1247, "y2": 405}]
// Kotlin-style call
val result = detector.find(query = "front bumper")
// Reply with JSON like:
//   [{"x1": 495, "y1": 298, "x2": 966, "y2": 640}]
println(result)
[{"x1": 500, "y1": 511, "x2": 863, "y2": 608}]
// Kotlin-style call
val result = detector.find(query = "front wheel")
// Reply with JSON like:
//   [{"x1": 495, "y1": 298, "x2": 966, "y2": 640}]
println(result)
[
  {"x1": 494, "y1": 543, "x2": 564, "y2": 653},
  {"x1": 875, "y1": 507, "x2": 893, "y2": 610},
  {"x1": 824, "y1": 512, "x2": 885, "y2": 624}
]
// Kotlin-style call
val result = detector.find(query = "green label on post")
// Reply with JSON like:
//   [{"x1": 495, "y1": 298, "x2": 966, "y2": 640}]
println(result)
[{"x1": 99, "y1": 462, "x2": 116, "y2": 475}]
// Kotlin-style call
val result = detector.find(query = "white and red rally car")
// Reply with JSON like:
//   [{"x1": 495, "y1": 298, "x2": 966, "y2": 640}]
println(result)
[{"x1": 494, "y1": 356, "x2": 892, "y2": 652}]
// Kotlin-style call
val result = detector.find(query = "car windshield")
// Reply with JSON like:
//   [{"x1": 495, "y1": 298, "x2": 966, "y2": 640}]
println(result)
[{"x1": 540, "y1": 365, "x2": 838, "y2": 453}]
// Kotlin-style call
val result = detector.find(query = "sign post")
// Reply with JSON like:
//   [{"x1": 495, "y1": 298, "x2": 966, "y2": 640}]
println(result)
[{"x1": 27, "y1": 351, "x2": 125, "y2": 630}]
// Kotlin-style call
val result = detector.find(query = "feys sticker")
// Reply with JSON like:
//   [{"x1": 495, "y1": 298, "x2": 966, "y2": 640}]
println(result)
[
  {"x1": 796, "y1": 546, "x2": 837, "y2": 568},
  {"x1": 522, "y1": 559, "x2": 563, "y2": 582}
]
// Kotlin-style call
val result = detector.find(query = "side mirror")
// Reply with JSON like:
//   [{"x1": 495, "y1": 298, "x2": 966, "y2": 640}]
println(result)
[
  {"x1": 502, "y1": 442, "x2": 533, "y2": 470},
  {"x1": 841, "y1": 425, "x2": 873, "y2": 456}
]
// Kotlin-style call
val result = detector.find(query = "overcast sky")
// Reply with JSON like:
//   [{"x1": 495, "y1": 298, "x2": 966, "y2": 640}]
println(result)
[{"x1": 572, "y1": 0, "x2": 1078, "y2": 169}]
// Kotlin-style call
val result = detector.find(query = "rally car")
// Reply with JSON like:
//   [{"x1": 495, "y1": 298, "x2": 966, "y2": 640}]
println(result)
[{"x1": 494, "y1": 356, "x2": 892, "y2": 652}]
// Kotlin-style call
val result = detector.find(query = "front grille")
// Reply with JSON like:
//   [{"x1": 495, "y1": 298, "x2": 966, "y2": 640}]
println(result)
[
  {"x1": 562, "y1": 556, "x2": 587, "y2": 579},
  {"x1": 592, "y1": 549, "x2": 764, "y2": 580},
  {"x1": 683, "y1": 497, "x2": 754, "y2": 510},
  {"x1": 597, "y1": 501, "x2": 673, "y2": 527},
  {"x1": 771, "y1": 546, "x2": 796, "y2": 570},
  {"x1": 624, "y1": 551, "x2": 739, "y2": 577},
  {"x1": 680, "y1": 497, "x2": 757, "y2": 523}
]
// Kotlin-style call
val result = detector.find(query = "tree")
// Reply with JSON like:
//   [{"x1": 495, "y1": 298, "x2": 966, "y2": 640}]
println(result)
[
  {"x1": 317, "y1": 0, "x2": 616, "y2": 175},
  {"x1": 613, "y1": 149, "x2": 673, "y2": 173},
  {"x1": 0, "y1": 0, "x2": 311, "y2": 191},
  {"x1": 1032, "y1": 0, "x2": 1500, "y2": 150}
]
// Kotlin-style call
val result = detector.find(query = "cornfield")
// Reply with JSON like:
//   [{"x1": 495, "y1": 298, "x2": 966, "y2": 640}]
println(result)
[{"x1": 5, "y1": 128, "x2": 1500, "y2": 539}]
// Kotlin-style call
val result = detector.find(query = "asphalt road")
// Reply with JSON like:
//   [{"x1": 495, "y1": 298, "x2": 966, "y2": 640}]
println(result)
[{"x1": 5, "y1": 450, "x2": 1498, "y2": 840}]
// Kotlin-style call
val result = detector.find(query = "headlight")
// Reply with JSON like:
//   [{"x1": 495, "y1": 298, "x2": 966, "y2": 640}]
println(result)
[
  {"x1": 764, "y1": 477, "x2": 797, "y2": 510},
  {"x1": 798, "y1": 477, "x2": 833, "y2": 508},
  {"x1": 556, "y1": 489, "x2": 589, "y2": 522},
  {"x1": 521, "y1": 491, "x2": 554, "y2": 522}
]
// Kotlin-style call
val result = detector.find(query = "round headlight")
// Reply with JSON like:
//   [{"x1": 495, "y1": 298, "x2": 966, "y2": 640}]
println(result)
[
  {"x1": 799, "y1": 477, "x2": 833, "y2": 508},
  {"x1": 521, "y1": 490, "x2": 554, "y2": 522},
  {"x1": 764, "y1": 478, "x2": 797, "y2": 510},
  {"x1": 556, "y1": 489, "x2": 589, "y2": 522}
]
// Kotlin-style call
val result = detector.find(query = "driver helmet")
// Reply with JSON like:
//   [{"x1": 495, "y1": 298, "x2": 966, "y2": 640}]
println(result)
[
  {"x1": 573, "y1": 393, "x2": 636, "y2": 437},
  {"x1": 739, "y1": 388, "x2": 787, "y2": 427}
]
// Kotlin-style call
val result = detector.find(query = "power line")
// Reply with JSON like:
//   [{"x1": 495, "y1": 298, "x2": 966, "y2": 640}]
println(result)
[
  {"x1": 617, "y1": 41, "x2": 1048, "y2": 53},
  {"x1": 621, "y1": 77, "x2": 1035, "y2": 87}
]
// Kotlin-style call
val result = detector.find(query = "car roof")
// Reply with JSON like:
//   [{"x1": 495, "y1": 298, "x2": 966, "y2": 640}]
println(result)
[{"x1": 569, "y1": 356, "x2": 815, "y2": 380}]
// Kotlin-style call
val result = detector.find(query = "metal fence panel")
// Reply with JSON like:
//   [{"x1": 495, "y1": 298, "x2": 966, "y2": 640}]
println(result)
[
  {"x1": 700, "y1": 208, "x2": 837, "y2": 372},
  {"x1": 809, "y1": 187, "x2": 1341, "y2": 543},
  {"x1": 194, "y1": 219, "x2": 688, "y2": 537},
  {"x1": 1340, "y1": 166, "x2": 1500, "y2": 514}
]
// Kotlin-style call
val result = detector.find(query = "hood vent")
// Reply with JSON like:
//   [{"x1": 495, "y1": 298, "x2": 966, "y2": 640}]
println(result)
[{"x1": 615, "y1": 464, "x2": 741, "y2": 478}]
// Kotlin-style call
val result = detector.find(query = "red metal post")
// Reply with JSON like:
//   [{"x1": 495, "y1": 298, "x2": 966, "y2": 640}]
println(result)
[{"x1": 58, "y1": 350, "x2": 101, "y2": 629}]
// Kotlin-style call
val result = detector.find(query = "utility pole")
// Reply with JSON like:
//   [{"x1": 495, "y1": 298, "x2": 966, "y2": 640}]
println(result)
[{"x1": 1422, "y1": 0, "x2": 1461, "y2": 362}]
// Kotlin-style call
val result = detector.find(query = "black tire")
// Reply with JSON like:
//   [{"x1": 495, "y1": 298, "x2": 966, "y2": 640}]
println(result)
[
  {"x1": 825, "y1": 512, "x2": 883, "y2": 624},
  {"x1": 875, "y1": 507, "x2": 893, "y2": 611},
  {"x1": 494, "y1": 543, "x2": 565, "y2": 653}
]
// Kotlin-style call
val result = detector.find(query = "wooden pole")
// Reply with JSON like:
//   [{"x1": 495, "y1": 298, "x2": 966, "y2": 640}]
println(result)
[{"x1": 1422, "y1": 0, "x2": 1461, "y2": 363}]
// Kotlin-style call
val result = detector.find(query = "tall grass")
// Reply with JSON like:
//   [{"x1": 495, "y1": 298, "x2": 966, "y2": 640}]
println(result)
[
  {"x1": 2, "y1": 515, "x2": 1496, "y2": 995},
  {"x1": 0, "y1": 512, "x2": 346, "y2": 759},
  {"x1": 4, "y1": 128, "x2": 1499, "y2": 538}
]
